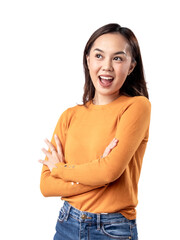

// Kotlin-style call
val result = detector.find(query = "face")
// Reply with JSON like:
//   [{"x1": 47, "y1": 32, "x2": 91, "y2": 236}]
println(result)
[{"x1": 87, "y1": 33, "x2": 136, "y2": 100}]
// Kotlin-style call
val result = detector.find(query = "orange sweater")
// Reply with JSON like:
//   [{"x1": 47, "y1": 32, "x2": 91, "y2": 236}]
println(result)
[{"x1": 40, "y1": 95, "x2": 151, "y2": 219}]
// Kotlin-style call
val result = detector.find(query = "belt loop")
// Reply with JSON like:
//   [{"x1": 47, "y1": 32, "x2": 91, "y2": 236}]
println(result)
[
  {"x1": 64, "y1": 204, "x2": 71, "y2": 222},
  {"x1": 97, "y1": 214, "x2": 101, "y2": 230}
]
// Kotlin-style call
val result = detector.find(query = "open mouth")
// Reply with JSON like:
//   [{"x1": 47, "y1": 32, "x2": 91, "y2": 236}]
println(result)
[{"x1": 99, "y1": 76, "x2": 114, "y2": 87}]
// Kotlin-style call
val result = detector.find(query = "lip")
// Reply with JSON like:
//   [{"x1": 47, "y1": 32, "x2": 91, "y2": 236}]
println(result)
[
  {"x1": 98, "y1": 75, "x2": 114, "y2": 88},
  {"x1": 99, "y1": 74, "x2": 114, "y2": 79}
]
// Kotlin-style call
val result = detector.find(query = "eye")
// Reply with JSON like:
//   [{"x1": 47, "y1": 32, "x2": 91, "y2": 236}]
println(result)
[
  {"x1": 95, "y1": 54, "x2": 103, "y2": 59},
  {"x1": 114, "y1": 56, "x2": 123, "y2": 61}
]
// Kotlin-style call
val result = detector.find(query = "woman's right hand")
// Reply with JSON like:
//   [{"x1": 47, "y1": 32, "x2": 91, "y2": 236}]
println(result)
[
  {"x1": 102, "y1": 138, "x2": 119, "y2": 158},
  {"x1": 39, "y1": 134, "x2": 65, "y2": 171}
]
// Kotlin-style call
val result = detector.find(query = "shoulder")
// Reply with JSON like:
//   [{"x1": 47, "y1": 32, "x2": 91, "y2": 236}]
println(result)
[
  {"x1": 58, "y1": 104, "x2": 86, "y2": 124},
  {"x1": 65, "y1": 104, "x2": 87, "y2": 116},
  {"x1": 131, "y1": 96, "x2": 151, "y2": 110},
  {"x1": 123, "y1": 96, "x2": 151, "y2": 112},
  {"x1": 120, "y1": 96, "x2": 151, "y2": 122}
]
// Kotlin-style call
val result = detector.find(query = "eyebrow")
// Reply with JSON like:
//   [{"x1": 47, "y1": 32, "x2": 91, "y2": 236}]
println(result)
[{"x1": 93, "y1": 48, "x2": 127, "y2": 55}]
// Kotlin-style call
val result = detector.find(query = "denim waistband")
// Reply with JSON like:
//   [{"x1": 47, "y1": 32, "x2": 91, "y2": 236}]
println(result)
[{"x1": 61, "y1": 201, "x2": 136, "y2": 229}]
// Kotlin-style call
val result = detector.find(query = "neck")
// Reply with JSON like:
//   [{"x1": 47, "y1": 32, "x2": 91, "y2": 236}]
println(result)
[{"x1": 93, "y1": 92, "x2": 120, "y2": 105}]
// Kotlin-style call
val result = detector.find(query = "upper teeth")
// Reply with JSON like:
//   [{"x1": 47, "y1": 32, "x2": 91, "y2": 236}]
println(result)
[{"x1": 100, "y1": 76, "x2": 113, "y2": 80}]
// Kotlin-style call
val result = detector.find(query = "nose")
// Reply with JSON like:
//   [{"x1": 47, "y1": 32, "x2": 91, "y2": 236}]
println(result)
[{"x1": 102, "y1": 59, "x2": 113, "y2": 72}]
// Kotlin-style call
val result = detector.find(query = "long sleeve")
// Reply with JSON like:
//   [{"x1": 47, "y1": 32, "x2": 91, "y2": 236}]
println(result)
[
  {"x1": 51, "y1": 97, "x2": 151, "y2": 186},
  {"x1": 40, "y1": 169, "x2": 102, "y2": 197},
  {"x1": 40, "y1": 108, "x2": 103, "y2": 197}
]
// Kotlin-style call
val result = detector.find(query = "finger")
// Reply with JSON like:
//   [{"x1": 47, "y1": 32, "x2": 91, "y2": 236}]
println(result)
[
  {"x1": 42, "y1": 148, "x2": 52, "y2": 159},
  {"x1": 108, "y1": 138, "x2": 118, "y2": 149},
  {"x1": 44, "y1": 138, "x2": 56, "y2": 152},
  {"x1": 54, "y1": 134, "x2": 63, "y2": 155},
  {"x1": 38, "y1": 160, "x2": 47, "y2": 166},
  {"x1": 54, "y1": 135, "x2": 62, "y2": 154},
  {"x1": 106, "y1": 138, "x2": 118, "y2": 153},
  {"x1": 110, "y1": 138, "x2": 119, "y2": 148},
  {"x1": 102, "y1": 138, "x2": 119, "y2": 158},
  {"x1": 39, "y1": 160, "x2": 53, "y2": 171}
]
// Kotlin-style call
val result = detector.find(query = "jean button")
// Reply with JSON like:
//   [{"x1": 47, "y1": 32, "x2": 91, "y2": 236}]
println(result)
[{"x1": 81, "y1": 214, "x2": 87, "y2": 219}]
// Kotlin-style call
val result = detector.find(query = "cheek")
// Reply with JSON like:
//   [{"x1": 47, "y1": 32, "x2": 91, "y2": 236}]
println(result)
[
  {"x1": 115, "y1": 64, "x2": 130, "y2": 77},
  {"x1": 89, "y1": 63, "x2": 101, "y2": 80},
  {"x1": 89, "y1": 61, "x2": 100, "y2": 72}
]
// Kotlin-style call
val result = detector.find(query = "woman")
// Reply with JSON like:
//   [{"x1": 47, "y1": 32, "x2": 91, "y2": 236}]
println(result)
[{"x1": 39, "y1": 23, "x2": 151, "y2": 240}]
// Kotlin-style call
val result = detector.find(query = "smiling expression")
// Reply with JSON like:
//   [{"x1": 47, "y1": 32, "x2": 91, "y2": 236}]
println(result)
[{"x1": 86, "y1": 33, "x2": 136, "y2": 100}]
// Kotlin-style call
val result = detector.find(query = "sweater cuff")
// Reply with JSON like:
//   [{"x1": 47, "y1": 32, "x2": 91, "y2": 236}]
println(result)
[{"x1": 51, "y1": 162, "x2": 64, "y2": 178}]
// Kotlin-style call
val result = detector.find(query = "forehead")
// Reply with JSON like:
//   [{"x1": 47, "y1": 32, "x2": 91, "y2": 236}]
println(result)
[{"x1": 91, "y1": 33, "x2": 130, "y2": 53}]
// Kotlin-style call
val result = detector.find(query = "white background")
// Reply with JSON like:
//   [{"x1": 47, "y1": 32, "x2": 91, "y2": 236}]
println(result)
[{"x1": 0, "y1": 0, "x2": 179, "y2": 239}]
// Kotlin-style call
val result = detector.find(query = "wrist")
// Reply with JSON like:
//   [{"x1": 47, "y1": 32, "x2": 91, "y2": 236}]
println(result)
[
  {"x1": 49, "y1": 164, "x2": 57, "y2": 172},
  {"x1": 51, "y1": 162, "x2": 64, "y2": 177}
]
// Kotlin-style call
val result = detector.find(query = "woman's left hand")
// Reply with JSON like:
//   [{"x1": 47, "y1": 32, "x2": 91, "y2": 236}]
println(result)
[{"x1": 39, "y1": 134, "x2": 65, "y2": 172}]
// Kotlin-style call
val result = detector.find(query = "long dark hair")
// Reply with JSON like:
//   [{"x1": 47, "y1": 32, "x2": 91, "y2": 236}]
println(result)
[{"x1": 82, "y1": 23, "x2": 149, "y2": 105}]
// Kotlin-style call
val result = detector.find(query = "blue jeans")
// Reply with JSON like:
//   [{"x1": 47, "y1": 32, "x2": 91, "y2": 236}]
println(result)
[{"x1": 53, "y1": 201, "x2": 138, "y2": 240}]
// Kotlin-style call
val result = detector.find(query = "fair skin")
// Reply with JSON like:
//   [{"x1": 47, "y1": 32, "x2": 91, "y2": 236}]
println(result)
[
  {"x1": 39, "y1": 32, "x2": 136, "y2": 170},
  {"x1": 87, "y1": 33, "x2": 136, "y2": 105}
]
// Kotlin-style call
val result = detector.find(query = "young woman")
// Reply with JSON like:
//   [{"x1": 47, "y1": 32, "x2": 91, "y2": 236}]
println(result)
[{"x1": 39, "y1": 23, "x2": 151, "y2": 240}]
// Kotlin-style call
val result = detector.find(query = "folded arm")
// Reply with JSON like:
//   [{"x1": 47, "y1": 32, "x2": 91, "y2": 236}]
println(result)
[
  {"x1": 40, "y1": 137, "x2": 118, "y2": 197},
  {"x1": 40, "y1": 165, "x2": 103, "y2": 197},
  {"x1": 51, "y1": 97, "x2": 151, "y2": 186},
  {"x1": 39, "y1": 108, "x2": 119, "y2": 197}
]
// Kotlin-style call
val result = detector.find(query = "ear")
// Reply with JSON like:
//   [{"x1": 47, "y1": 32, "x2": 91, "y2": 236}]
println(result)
[{"x1": 128, "y1": 61, "x2": 136, "y2": 75}]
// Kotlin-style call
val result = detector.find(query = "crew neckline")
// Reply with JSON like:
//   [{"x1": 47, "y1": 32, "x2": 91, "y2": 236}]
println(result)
[{"x1": 88, "y1": 95, "x2": 129, "y2": 110}]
